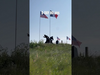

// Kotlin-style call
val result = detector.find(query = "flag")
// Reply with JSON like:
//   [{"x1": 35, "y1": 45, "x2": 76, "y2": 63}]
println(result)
[
  {"x1": 40, "y1": 11, "x2": 48, "y2": 19},
  {"x1": 50, "y1": 10, "x2": 58, "y2": 19},
  {"x1": 67, "y1": 36, "x2": 71, "y2": 40},
  {"x1": 57, "y1": 37, "x2": 60, "y2": 40},
  {"x1": 72, "y1": 36, "x2": 82, "y2": 48}
]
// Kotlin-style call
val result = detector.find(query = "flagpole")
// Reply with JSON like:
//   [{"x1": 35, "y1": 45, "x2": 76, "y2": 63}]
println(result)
[
  {"x1": 15, "y1": 0, "x2": 17, "y2": 50},
  {"x1": 49, "y1": 10, "x2": 51, "y2": 37},
  {"x1": 66, "y1": 37, "x2": 67, "y2": 44},
  {"x1": 39, "y1": 16, "x2": 41, "y2": 42}
]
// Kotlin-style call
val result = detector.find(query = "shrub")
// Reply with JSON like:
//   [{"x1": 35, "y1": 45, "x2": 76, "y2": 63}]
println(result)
[{"x1": 0, "y1": 43, "x2": 29, "y2": 75}]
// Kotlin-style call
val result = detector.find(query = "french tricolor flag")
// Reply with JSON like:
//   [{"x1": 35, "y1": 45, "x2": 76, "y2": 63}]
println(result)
[
  {"x1": 67, "y1": 36, "x2": 71, "y2": 40},
  {"x1": 50, "y1": 10, "x2": 58, "y2": 19}
]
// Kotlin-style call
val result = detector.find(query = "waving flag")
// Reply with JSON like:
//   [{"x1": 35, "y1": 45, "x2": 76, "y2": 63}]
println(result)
[
  {"x1": 50, "y1": 10, "x2": 58, "y2": 19},
  {"x1": 72, "y1": 36, "x2": 82, "y2": 48},
  {"x1": 67, "y1": 36, "x2": 71, "y2": 40},
  {"x1": 57, "y1": 37, "x2": 60, "y2": 40},
  {"x1": 40, "y1": 11, "x2": 48, "y2": 19}
]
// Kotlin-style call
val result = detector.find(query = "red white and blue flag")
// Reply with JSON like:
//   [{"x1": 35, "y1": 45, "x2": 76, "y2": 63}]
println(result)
[
  {"x1": 72, "y1": 36, "x2": 82, "y2": 48},
  {"x1": 50, "y1": 10, "x2": 58, "y2": 19},
  {"x1": 40, "y1": 11, "x2": 48, "y2": 19},
  {"x1": 57, "y1": 37, "x2": 60, "y2": 40},
  {"x1": 67, "y1": 36, "x2": 71, "y2": 40}
]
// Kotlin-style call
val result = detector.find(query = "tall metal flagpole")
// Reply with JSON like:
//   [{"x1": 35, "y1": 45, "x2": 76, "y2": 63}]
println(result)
[
  {"x1": 39, "y1": 16, "x2": 41, "y2": 42},
  {"x1": 49, "y1": 10, "x2": 51, "y2": 37},
  {"x1": 15, "y1": 0, "x2": 17, "y2": 50}
]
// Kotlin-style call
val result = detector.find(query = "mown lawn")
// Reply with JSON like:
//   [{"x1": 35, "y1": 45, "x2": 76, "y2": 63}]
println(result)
[{"x1": 30, "y1": 43, "x2": 71, "y2": 75}]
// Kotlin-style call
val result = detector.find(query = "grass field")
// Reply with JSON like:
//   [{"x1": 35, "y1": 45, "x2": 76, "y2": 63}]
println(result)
[
  {"x1": 30, "y1": 41, "x2": 71, "y2": 75},
  {"x1": 1, "y1": 41, "x2": 100, "y2": 75}
]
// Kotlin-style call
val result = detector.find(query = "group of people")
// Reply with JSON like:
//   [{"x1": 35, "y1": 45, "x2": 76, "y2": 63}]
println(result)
[{"x1": 43, "y1": 34, "x2": 60, "y2": 44}]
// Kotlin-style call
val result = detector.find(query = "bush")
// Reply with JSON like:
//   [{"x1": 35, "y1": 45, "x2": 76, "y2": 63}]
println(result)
[
  {"x1": 0, "y1": 43, "x2": 29, "y2": 75},
  {"x1": 30, "y1": 41, "x2": 38, "y2": 48},
  {"x1": 30, "y1": 40, "x2": 45, "y2": 49}
]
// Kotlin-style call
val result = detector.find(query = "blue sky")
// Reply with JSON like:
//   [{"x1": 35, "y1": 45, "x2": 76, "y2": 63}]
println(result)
[{"x1": 30, "y1": 0, "x2": 71, "y2": 44}]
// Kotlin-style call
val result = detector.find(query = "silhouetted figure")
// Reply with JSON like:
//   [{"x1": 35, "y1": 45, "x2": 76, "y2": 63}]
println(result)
[
  {"x1": 56, "y1": 40, "x2": 59, "y2": 44},
  {"x1": 49, "y1": 36, "x2": 54, "y2": 43},
  {"x1": 43, "y1": 34, "x2": 54, "y2": 43},
  {"x1": 61, "y1": 40, "x2": 63, "y2": 43},
  {"x1": 43, "y1": 35, "x2": 50, "y2": 43}
]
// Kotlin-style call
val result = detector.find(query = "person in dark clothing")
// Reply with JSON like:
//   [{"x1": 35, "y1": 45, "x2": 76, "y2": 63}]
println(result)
[
  {"x1": 43, "y1": 34, "x2": 50, "y2": 43},
  {"x1": 49, "y1": 36, "x2": 54, "y2": 43},
  {"x1": 56, "y1": 40, "x2": 59, "y2": 44}
]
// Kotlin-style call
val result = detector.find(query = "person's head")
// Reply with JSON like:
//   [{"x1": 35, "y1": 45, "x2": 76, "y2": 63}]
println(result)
[
  {"x1": 50, "y1": 36, "x2": 54, "y2": 40},
  {"x1": 43, "y1": 34, "x2": 48, "y2": 38}
]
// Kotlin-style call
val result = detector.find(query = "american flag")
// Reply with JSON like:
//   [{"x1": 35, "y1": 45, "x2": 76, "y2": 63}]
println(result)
[
  {"x1": 57, "y1": 37, "x2": 60, "y2": 40},
  {"x1": 40, "y1": 11, "x2": 48, "y2": 19},
  {"x1": 67, "y1": 36, "x2": 71, "y2": 40},
  {"x1": 72, "y1": 36, "x2": 82, "y2": 48}
]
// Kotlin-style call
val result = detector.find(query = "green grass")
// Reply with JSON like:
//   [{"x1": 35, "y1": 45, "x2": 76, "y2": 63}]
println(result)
[{"x1": 30, "y1": 42, "x2": 71, "y2": 75}]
